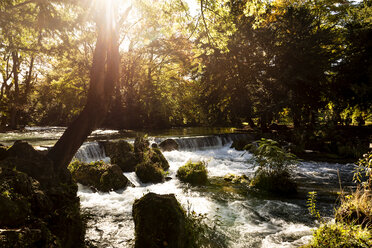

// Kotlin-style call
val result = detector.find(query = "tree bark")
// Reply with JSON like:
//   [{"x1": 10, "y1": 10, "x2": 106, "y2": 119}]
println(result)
[{"x1": 47, "y1": 9, "x2": 119, "y2": 171}]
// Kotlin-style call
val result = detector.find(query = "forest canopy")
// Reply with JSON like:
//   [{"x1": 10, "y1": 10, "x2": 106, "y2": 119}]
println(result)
[{"x1": 0, "y1": 0, "x2": 371, "y2": 130}]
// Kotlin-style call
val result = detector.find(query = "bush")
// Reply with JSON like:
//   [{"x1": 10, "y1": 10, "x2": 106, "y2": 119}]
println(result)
[
  {"x1": 302, "y1": 223, "x2": 372, "y2": 248},
  {"x1": 246, "y1": 139, "x2": 298, "y2": 194},
  {"x1": 177, "y1": 161, "x2": 208, "y2": 185}
]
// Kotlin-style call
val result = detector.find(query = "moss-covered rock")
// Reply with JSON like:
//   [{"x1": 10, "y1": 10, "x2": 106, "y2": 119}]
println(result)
[
  {"x1": 223, "y1": 173, "x2": 249, "y2": 184},
  {"x1": 104, "y1": 137, "x2": 169, "y2": 184},
  {"x1": 147, "y1": 148, "x2": 169, "y2": 171},
  {"x1": 0, "y1": 141, "x2": 56, "y2": 187},
  {"x1": 134, "y1": 136, "x2": 150, "y2": 154},
  {"x1": 249, "y1": 170, "x2": 297, "y2": 195},
  {"x1": 135, "y1": 161, "x2": 164, "y2": 184},
  {"x1": 0, "y1": 142, "x2": 85, "y2": 247},
  {"x1": 177, "y1": 161, "x2": 208, "y2": 185},
  {"x1": 102, "y1": 140, "x2": 138, "y2": 172},
  {"x1": 159, "y1": 139, "x2": 179, "y2": 151},
  {"x1": 132, "y1": 193, "x2": 188, "y2": 248},
  {"x1": 68, "y1": 160, "x2": 128, "y2": 192}
]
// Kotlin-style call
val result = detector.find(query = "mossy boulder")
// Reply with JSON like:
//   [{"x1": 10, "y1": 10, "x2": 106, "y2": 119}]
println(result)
[
  {"x1": 134, "y1": 136, "x2": 150, "y2": 154},
  {"x1": 0, "y1": 141, "x2": 56, "y2": 187},
  {"x1": 0, "y1": 141, "x2": 85, "y2": 247},
  {"x1": 102, "y1": 140, "x2": 138, "y2": 172},
  {"x1": 68, "y1": 160, "x2": 128, "y2": 192},
  {"x1": 132, "y1": 193, "x2": 188, "y2": 248},
  {"x1": 223, "y1": 173, "x2": 249, "y2": 184},
  {"x1": 135, "y1": 161, "x2": 165, "y2": 184},
  {"x1": 249, "y1": 170, "x2": 297, "y2": 195},
  {"x1": 147, "y1": 148, "x2": 169, "y2": 171},
  {"x1": 104, "y1": 137, "x2": 169, "y2": 184},
  {"x1": 159, "y1": 139, "x2": 179, "y2": 151},
  {"x1": 177, "y1": 161, "x2": 208, "y2": 185}
]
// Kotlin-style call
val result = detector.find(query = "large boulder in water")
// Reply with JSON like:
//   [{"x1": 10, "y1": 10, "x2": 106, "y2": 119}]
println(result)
[
  {"x1": 68, "y1": 160, "x2": 128, "y2": 192},
  {"x1": 177, "y1": 161, "x2": 208, "y2": 185},
  {"x1": 132, "y1": 193, "x2": 188, "y2": 248},
  {"x1": 159, "y1": 139, "x2": 179, "y2": 151},
  {"x1": 135, "y1": 148, "x2": 169, "y2": 183},
  {"x1": 102, "y1": 140, "x2": 138, "y2": 172}
]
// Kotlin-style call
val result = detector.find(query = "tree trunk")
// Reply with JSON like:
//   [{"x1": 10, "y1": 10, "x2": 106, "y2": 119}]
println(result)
[{"x1": 47, "y1": 8, "x2": 119, "y2": 171}]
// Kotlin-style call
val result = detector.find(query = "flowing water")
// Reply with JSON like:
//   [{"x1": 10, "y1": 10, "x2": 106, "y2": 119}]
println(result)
[
  {"x1": 0, "y1": 127, "x2": 356, "y2": 247},
  {"x1": 75, "y1": 138, "x2": 356, "y2": 248}
]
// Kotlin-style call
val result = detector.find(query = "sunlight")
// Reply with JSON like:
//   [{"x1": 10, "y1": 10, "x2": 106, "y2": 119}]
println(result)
[{"x1": 87, "y1": 0, "x2": 118, "y2": 29}]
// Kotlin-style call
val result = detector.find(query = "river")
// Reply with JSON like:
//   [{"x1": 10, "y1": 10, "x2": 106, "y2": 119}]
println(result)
[{"x1": 0, "y1": 127, "x2": 356, "y2": 247}]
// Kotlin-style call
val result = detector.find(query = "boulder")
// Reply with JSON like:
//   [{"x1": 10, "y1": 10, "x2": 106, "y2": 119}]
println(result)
[
  {"x1": 0, "y1": 141, "x2": 56, "y2": 187},
  {"x1": 134, "y1": 136, "x2": 150, "y2": 154},
  {"x1": 159, "y1": 139, "x2": 179, "y2": 151},
  {"x1": 132, "y1": 193, "x2": 188, "y2": 248},
  {"x1": 68, "y1": 160, "x2": 128, "y2": 192},
  {"x1": 135, "y1": 161, "x2": 164, "y2": 184},
  {"x1": 177, "y1": 161, "x2": 208, "y2": 185},
  {"x1": 0, "y1": 141, "x2": 85, "y2": 248},
  {"x1": 102, "y1": 140, "x2": 138, "y2": 172},
  {"x1": 147, "y1": 148, "x2": 169, "y2": 171}
]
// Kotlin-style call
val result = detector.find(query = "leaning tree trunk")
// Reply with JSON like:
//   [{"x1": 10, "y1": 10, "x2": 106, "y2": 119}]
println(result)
[{"x1": 47, "y1": 8, "x2": 119, "y2": 171}]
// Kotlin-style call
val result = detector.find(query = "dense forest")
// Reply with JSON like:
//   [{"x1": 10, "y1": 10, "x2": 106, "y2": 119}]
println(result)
[{"x1": 0, "y1": 0, "x2": 371, "y2": 131}]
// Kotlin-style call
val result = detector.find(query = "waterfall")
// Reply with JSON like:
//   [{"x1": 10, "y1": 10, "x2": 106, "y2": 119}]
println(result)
[
  {"x1": 74, "y1": 142, "x2": 110, "y2": 163},
  {"x1": 171, "y1": 133, "x2": 254, "y2": 150}
]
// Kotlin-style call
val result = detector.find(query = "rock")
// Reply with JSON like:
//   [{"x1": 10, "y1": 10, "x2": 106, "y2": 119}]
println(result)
[
  {"x1": 151, "y1": 143, "x2": 158, "y2": 148},
  {"x1": 249, "y1": 170, "x2": 297, "y2": 195},
  {"x1": 135, "y1": 161, "x2": 164, "y2": 184},
  {"x1": 159, "y1": 139, "x2": 179, "y2": 151},
  {"x1": 147, "y1": 148, "x2": 169, "y2": 171},
  {"x1": 223, "y1": 173, "x2": 249, "y2": 184},
  {"x1": 0, "y1": 141, "x2": 56, "y2": 187},
  {"x1": 102, "y1": 140, "x2": 138, "y2": 172},
  {"x1": 0, "y1": 141, "x2": 85, "y2": 248},
  {"x1": 177, "y1": 161, "x2": 208, "y2": 185},
  {"x1": 68, "y1": 160, "x2": 128, "y2": 192},
  {"x1": 134, "y1": 136, "x2": 150, "y2": 154},
  {"x1": 132, "y1": 193, "x2": 188, "y2": 248}
]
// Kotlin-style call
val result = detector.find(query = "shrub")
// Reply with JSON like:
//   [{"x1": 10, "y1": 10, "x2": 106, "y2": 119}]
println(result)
[
  {"x1": 302, "y1": 223, "x2": 372, "y2": 248},
  {"x1": 246, "y1": 139, "x2": 298, "y2": 194},
  {"x1": 177, "y1": 161, "x2": 208, "y2": 185}
]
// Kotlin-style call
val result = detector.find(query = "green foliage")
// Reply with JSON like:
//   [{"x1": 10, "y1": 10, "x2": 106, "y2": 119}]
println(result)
[
  {"x1": 247, "y1": 139, "x2": 297, "y2": 194},
  {"x1": 302, "y1": 223, "x2": 372, "y2": 248},
  {"x1": 177, "y1": 161, "x2": 208, "y2": 185},
  {"x1": 353, "y1": 151, "x2": 372, "y2": 189},
  {"x1": 185, "y1": 202, "x2": 227, "y2": 248},
  {"x1": 247, "y1": 138, "x2": 298, "y2": 174},
  {"x1": 307, "y1": 191, "x2": 321, "y2": 219}
]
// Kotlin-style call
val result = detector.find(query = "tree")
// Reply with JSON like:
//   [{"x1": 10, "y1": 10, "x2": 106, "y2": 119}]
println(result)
[{"x1": 47, "y1": 0, "x2": 120, "y2": 171}]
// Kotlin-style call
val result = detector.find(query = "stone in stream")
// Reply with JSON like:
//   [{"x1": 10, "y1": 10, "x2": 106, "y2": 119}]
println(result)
[
  {"x1": 68, "y1": 160, "x2": 129, "y2": 192},
  {"x1": 132, "y1": 193, "x2": 189, "y2": 248},
  {"x1": 102, "y1": 140, "x2": 139, "y2": 172},
  {"x1": 159, "y1": 139, "x2": 179, "y2": 151}
]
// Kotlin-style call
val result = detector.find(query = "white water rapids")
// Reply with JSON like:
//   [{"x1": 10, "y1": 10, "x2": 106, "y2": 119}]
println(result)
[{"x1": 77, "y1": 142, "x2": 356, "y2": 248}]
